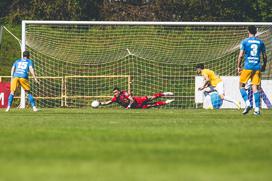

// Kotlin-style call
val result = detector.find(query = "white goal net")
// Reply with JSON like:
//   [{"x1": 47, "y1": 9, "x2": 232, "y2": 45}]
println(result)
[{"x1": 21, "y1": 21, "x2": 272, "y2": 108}]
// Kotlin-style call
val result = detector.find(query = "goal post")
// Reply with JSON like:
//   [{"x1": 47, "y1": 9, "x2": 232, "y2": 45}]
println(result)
[
  {"x1": 21, "y1": 21, "x2": 272, "y2": 108},
  {"x1": 20, "y1": 22, "x2": 26, "y2": 108}
]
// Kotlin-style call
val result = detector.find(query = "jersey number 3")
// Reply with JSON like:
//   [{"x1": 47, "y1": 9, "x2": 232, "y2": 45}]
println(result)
[{"x1": 250, "y1": 44, "x2": 258, "y2": 56}]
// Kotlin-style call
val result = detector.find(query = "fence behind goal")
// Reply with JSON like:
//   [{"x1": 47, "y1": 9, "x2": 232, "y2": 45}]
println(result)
[{"x1": 20, "y1": 21, "x2": 272, "y2": 108}]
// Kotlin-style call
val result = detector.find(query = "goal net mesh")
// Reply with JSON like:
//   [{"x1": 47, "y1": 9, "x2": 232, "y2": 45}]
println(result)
[{"x1": 24, "y1": 22, "x2": 272, "y2": 108}]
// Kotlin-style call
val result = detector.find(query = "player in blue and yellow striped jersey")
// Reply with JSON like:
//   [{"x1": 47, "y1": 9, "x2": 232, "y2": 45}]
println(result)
[
  {"x1": 237, "y1": 25, "x2": 267, "y2": 115},
  {"x1": 6, "y1": 51, "x2": 39, "y2": 112}
]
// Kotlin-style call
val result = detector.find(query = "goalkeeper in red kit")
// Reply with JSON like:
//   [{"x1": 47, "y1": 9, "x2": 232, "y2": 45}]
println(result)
[{"x1": 100, "y1": 87, "x2": 175, "y2": 109}]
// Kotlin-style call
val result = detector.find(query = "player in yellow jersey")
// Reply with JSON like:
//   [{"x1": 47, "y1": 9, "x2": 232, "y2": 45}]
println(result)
[{"x1": 196, "y1": 63, "x2": 240, "y2": 109}]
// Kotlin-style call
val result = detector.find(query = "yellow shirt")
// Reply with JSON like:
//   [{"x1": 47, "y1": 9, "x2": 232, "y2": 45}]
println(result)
[{"x1": 201, "y1": 69, "x2": 222, "y2": 86}]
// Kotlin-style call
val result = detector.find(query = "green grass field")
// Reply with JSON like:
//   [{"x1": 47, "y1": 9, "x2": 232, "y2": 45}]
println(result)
[{"x1": 0, "y1": 109, "x2": 272, "y2": 181}]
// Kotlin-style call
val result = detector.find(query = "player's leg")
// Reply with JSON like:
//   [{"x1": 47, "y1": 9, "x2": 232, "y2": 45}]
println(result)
[
  {"x1": 142, "y1": 99, "x2": 174, "y2": 109},
  {"x1": 132, "y1": 96, "x2": 149, "y2": 108},
  {"x1": 152, "y1": 101, "x2": 167, "y2": 107},
  {"x1": 216, "y1": 82, "x2": 240, "y2": 109},
  {"x1": 202, "y1": 87, "x2": 215, "y2": 109},
  {"x1": 7, "y1": 91, "x2": 15, "y2": 111},
  {"x1": 25, "y1": 91, "x2": 38, "y2": 111},
  {"x1": 247, "y1": 87, "x2": 254, "y2": 107},
  {"x1": 148, "y1": 92, "x2": 174, "y2": 101},
  {"x1": 142, "y1": 104, "x2": 152, "y2": 109},
  {"x1": 142, "y1": 101, "x2": 166, "y2": 108},
  {"x1": 20, "y1": 78, "x2": 38, "y2": 112},
  {"x1": 251, "y1": 71, "x2": 261, "y2": 115},
  {"x1": 6, "y1": 78, "x2": 19, "y2": 112},
  {"x1": 252, "y1": 85, "x2": 260, "y2": 115},
  {"x1": 239, "y1": 70, "x2": 252, "y2": 114},
  {"x1": 203, "y1": 93, "x2": 213, "y2": 109},
  {"x1": 245, "y1": 81, "x2": 254, "y2": 107}
]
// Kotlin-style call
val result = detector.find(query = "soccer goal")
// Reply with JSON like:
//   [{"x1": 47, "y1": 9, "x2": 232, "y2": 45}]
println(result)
[{"x1": 21, "y1": 21, "x2": 272, "y2": 108}]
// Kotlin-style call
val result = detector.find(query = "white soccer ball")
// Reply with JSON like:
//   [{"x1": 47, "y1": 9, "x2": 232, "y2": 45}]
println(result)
[{"x1": 91, "y1": 100, "x2": 100, "y2": 108}]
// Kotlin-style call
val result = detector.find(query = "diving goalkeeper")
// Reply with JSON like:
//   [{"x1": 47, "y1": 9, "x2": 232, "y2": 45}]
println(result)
[{"x1": 100, "y1": 87, "x2": 174, "y2": 109}]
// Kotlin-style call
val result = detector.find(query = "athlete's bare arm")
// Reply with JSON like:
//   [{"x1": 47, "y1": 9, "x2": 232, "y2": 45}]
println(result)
[
  {"x1": 198, "y1": 74, "x2": 210, "y2": 90},
  {"x1": 29, "y1": 66, "x2": 38, "y2": 83},
  {"x1": 261, "y1": 51, "x2": 267, "y2": 72},
  {"x1": 237, "y1": 50, "x2": 244, "y2": 74},
  {"x1": 126, "y1": 95, "x2": 135, "y2": 109},
  {"x1": 100, "y1": 100, "x2": 113, "y2": 106}
]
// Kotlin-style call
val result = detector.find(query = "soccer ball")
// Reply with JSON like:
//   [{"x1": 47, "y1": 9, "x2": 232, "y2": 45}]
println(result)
[{"x1": 91, "y1": 100, "x2": 100, "y2": 108}]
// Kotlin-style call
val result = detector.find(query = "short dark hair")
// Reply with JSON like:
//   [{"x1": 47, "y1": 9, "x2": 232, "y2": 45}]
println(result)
[
  {"x1": 113, "y1": 87, "x2": 121, "y2": 92},
  {"x1": 195, "y1": 63, "x2": 204, "y2": 70},
  {"x1": 248, "y1": 25, "x2": 257, "y2": 35},
  {"x1": 23, "y1": 51, "x2": 30, "y2": 58}
]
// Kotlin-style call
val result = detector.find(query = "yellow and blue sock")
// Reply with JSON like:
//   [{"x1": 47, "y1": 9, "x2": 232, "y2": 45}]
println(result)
[
  {"x1": 28, "y1": 94, "x2": 36, "y2": 107},
  {"x1": 240, "y1": 88, "x2": 248, "y2": 101},
  {"x1": 8, "y1": 94, "x2": 14, "y2": 107},
  {"x1": 254, "y1": 91, "x2": 260, "y2": 108},
  {"x1": 240, "y1": 88, "x2": 250, "y2": 107}
]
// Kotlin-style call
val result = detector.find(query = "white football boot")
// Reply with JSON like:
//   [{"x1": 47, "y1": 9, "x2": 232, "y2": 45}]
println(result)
[
  {"x1": 33, "y1": 106, "x2": 39, "y2": 112},
  {"x1": 242, "y1": 105, "x2": 252, "y2": 115},
  {"x1": 165, "y1": 99, "x2": 175, "y2": 104},
  {"x1": 5, "y1": 106, "x2": 10, "y2": 112}
]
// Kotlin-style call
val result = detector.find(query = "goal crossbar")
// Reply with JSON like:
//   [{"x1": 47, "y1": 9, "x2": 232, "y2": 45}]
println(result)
[{"x1": 22, "y1": 21, "x2": 272, "y2": 26}]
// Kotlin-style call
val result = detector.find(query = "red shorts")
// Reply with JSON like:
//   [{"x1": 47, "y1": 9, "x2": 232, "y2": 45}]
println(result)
[{"x1": 132, "y1": 96, "x2": 149, "y2": 108}]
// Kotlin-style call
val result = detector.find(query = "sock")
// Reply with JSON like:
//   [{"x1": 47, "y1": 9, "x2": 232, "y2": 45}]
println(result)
[
  {"x1": 240, "y1": 88, "x2": 250, "y2": 106},
  {"x1": 254, "y1": 91, "x2": 260, "y2": 109},
  {"x1": 28, "y1": 94, "x2": 36, "y2": 107},
  {"x1": 8, "y1": 94, "x2": 14, "y2": 107}
]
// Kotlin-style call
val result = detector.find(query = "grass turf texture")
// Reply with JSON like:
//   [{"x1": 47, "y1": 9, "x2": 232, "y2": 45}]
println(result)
[{"x1": 0, "y1": 109, "x2": 272, "y2": 181}]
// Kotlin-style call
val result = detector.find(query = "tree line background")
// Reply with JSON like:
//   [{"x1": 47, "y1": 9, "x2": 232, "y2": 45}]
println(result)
[
  {"x1": 1, "y1": 0, "x2": 272, "y2": 23},
  {"x1": 0, "y1": 0, "x2": 271, "y2": 75}
]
